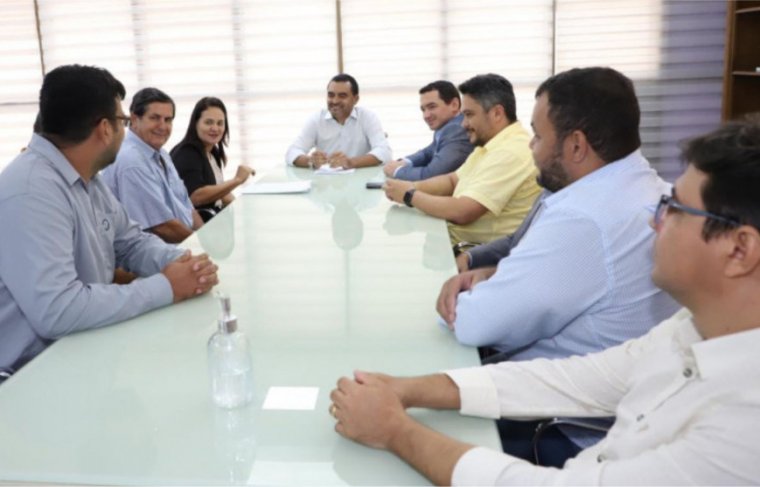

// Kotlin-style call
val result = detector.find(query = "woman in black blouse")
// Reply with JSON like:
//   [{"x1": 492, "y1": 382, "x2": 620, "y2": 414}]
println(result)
[{"x1": 171, "y1": 97, "x2": 254, "y2": 222}]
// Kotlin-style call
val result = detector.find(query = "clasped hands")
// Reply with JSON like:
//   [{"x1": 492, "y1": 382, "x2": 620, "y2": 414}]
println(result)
[
  {"x1": 329, "y1": 371, "x2": 410, "y2": 450},
  {"x1": 161, "y1": 250, "x2": 219, "y2": 303},
  {"x1": 308, "y1": 150, "x2": 352, "y2": 169}
]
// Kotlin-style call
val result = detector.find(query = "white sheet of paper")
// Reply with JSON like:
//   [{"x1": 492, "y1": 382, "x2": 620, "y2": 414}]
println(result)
[
  {"x1": 242, "y1": 180, "x2": 311, "y2": 194},
  {"x1": 261, "y1": 386, "x2": 319, "y2": 410},
  {"x1": 314, "y1": 166, "x2": 356, "y2": 175}
]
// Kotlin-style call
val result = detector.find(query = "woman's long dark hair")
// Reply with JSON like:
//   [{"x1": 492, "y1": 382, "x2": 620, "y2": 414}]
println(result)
[{"x1": 176, "y1": 96, "x2": 229, "y2": 165}]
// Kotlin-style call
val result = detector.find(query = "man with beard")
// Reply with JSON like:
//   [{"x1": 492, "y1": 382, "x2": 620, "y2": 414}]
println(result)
[
  {"x1": 329, "y1": 119, "x2": 760, "y2": 485},
  {"x1": 433, "y1": 67, "x2": 680, "y2": 459},
  {"x1": 0, "y1": 65, "x2": 219, "y2": 379},
  {"x1": 383, "y1": 74, "x2": 541, "y2": 246},
  {"x1": 286, "y1": 73, "x2": 392, "y2": 169}
]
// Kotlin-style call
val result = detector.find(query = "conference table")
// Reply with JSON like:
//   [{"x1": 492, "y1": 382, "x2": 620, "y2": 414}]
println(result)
[{"x1": 0, "y1": 166, "x2": 500, "y2": 485}]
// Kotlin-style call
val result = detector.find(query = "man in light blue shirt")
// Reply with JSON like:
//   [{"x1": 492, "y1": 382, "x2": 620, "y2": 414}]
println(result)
[
  {"x1": 285, "y1": 73, "x2": 392, "y2": 169},
  {"x1": 383, "y1": 80, "x2": 473, "y2": 181},
  {"x1": 436, "y1": 67, "x2": 680, "y2": 457},
  {"x1": 102, "y1": 87, "x2": 202, "y2": 244},
  {"x1": 0, "y1": 65, "x2": 218, "y2": 377}
]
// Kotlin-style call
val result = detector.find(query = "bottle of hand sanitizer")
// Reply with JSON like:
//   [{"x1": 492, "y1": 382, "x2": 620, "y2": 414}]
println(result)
[{"x1": 208, "y1": 293, "x2": 254, "y2": 408}]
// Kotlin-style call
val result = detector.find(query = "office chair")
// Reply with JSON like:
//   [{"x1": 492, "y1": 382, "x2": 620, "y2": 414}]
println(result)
[
  {"x1": 531, "y1": 417, "x2": 613, "y2": 466},
  {"x1": 0, "y1": 367, "x2": 14, "y2": 385}
]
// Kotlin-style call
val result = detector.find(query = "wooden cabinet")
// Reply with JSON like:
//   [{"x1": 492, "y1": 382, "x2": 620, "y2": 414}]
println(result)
[{"x1": 722, "y1": 0, "x2": 760, "y2": 121}]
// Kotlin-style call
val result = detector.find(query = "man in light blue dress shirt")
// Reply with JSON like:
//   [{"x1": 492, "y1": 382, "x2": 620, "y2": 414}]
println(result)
[
  {"x1": 435, "y1": 68, "x2": 681, "y2": 457},
  {"x1": 383, "y1": 80, "x2": 474, "y2": 181},
  {"x1": 101, "y1": 88, "x2": 202, "y2": 244},
  {"x1": 0, "y1": 65, "x2": 218, "y2": 378}
]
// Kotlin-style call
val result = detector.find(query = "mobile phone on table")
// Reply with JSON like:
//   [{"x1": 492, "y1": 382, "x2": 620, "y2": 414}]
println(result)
[{"x1": 365, "y1": 181, "x2": 384, "y2": 189}]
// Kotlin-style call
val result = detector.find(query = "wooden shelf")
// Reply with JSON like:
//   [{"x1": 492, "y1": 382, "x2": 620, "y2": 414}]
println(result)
[
  {"x1": 736, "y1": 7, "x2": 760, "y2": 14},
  {"x1": 723, "y1": 1, "x2": 760, "y2": 120}
]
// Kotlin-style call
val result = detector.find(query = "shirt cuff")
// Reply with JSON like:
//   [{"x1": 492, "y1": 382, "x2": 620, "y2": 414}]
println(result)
[
  {"x1": 140, "y1": 272, "x2": 175, "y2": 309},
  {"x1": 392, "y1": 161, "x2": 410, "y2": 177},
  {"x1": 445, "y1": 367, "x2": 501, "y2": 418},
  {"x1": 452, "y1": 447, "x2": 521, "y2": 486}
]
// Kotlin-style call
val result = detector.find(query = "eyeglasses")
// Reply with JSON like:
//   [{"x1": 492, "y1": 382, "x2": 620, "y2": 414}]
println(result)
[
  {"x1": 654, "y1": 194, "x2": 740, "y2": 228},
  {"x1": 113, "y1": 115, "x2": 130, "y2": 127}
]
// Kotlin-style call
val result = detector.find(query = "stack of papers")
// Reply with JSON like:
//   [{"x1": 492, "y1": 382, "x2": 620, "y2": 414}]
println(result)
[{"x1": 242, "y1": 180, "x2": 311, "y2": 194}]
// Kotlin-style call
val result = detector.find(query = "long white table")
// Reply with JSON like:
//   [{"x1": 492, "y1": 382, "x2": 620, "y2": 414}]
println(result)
[{"x1": 0, "y1": 166, "x2": 499, "y2": 485}]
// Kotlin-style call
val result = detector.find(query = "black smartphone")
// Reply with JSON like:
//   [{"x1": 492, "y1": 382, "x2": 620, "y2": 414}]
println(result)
[{"x1": 365, "y1": 181, "x2": 384, "y2": 189}]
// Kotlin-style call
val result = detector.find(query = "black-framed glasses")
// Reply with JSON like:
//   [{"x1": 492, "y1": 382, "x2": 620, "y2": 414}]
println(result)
[
  {"x1": 654, "y1": 194, "x2": 740, "y2": 228},
  {"x1": 113, "y1": 115, "x2": 130, "y2": 127}
]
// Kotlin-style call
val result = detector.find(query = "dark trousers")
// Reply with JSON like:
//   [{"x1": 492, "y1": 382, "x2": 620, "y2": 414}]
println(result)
[{"x1": 496, "y1": 418, "x2": 583, "y2": 468}]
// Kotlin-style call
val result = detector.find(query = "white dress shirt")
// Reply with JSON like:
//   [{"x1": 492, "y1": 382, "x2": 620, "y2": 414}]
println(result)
[
  {"x1": 285, "y1": 107, "x2": 392, "y2": 165},
  {"x1": 446, "y1": 308, "x2": 760, "y2": 485}
]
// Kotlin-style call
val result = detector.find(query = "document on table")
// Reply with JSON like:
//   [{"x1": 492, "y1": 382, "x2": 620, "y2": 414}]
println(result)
[
  {"x1": 314, "y1": 166, "x2": 356, "y2": 175},
  {"x1": 242, "y1": 180, "x2": 311, "y2": 194}
]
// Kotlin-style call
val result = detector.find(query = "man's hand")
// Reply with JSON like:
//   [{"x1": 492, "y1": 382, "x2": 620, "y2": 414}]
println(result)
[
  {"x1": 330, "y1": 371, "x2": 411, "y2": 450},
  {"x1": 436, "y1": 267, "x2": 495, "y2": 327},
  {"x1": 310, "y1": 151, "x2": 328, "y2": 169},
  {"x1": 383, "y1": 159, "x2": 407, "y2": 178},
  {"x1": 328, "y1": 151, "x2": 351, "y2": 168},
  {"x1": 234, "y1": 165, "x2": 255, "y2": 184},
  {"x1": 161, "y1": 251, "x2": 219, "y2": 303},
  {"x1": 383, "y1": 178, "x2": 415, "y2": 204},
  {"x1": 455, "y1": 252, "x2": 470, "y2": 273}
]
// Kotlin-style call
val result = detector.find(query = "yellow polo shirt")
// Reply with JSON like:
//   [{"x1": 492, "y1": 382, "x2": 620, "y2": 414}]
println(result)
[{"x1": 448, "y1": 121, "x2": 540, "y2": 245}]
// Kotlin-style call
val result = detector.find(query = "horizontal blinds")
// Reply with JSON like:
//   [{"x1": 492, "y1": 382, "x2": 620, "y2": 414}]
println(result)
[
  {"x1": 0, "y1": 0, "x2": 42, "y2": 168},
  {"x1": 0, "y1": 0, "x2": 728, "y2": 179},
  {"x1": 341, "y1": 0, "x2": 553, "y2": 159},
  {"x1": 555, "y1": 0, "x2": 727, "y2": 181},
  {"x1": 32, "y1": 0, "x2": 336, "y2": 173}
]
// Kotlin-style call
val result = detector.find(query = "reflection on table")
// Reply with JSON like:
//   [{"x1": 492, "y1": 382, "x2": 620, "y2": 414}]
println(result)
[{"x1": 0, "y1": 167, "x2": 499, "y2": 485}]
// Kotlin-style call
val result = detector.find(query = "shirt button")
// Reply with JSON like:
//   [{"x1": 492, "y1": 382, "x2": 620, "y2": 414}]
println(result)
[
  {"x1": 683, "y1": 368, "x2": 693, "y2": 378},
  {"x1": 636, "y1": 413, "x2": 645, "y2": 422},
  {"x1": 597, "y1": 454, "x2": 606, "y2": 463}
]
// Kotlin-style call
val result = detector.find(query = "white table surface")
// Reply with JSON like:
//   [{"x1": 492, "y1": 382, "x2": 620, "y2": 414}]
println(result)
[{"x1": 0, "y1": 166, "x2": 500, "y2": 485}]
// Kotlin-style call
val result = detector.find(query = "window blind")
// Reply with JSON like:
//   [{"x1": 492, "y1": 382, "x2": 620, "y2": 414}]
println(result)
[
  {"x1": 0, "y1": 0, "x2": 42, "y2": 165},
  {"x1": 555, "y1": 0, "x2": 727, "y2": 181}
]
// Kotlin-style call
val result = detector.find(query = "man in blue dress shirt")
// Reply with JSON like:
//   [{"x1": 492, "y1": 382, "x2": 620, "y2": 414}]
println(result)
[
  {"x1": 433, "y1": 67, "x2": 681, "y2": 457},
  {"x1": 384, "y1": 80, "x2": 474, "y2": 181},
  {"x1": 102, "y1": 87, "x2": 203, "y2": 244},
  {"x1": 0, "y1": 65, "x2": 218, "y2": 378}
]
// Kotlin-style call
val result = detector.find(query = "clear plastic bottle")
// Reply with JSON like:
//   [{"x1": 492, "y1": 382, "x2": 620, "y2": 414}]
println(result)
[{"x1": 208, "y1": 294, "x2": 254, "y2": 408}]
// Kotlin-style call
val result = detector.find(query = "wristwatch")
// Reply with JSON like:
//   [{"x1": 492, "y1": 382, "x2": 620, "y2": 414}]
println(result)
[{"x1": 403, "y1": 188, "x2": 416, "y2": 207}]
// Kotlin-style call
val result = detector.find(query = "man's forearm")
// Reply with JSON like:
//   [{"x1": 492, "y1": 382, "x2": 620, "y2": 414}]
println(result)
[
  {"x1": 388, "y1": 417, "x2": 475, "y2": 486},
  {"x1": 349, "y1": 154, "x2": 382, "y2": 168},
  {"x1": 415, "y1": 172, "x2": 457, "y2": 195},
  {"x1": 397, "y1": 373, "x2": 462, "y2": 409},
  {"x1": 149, "y1": 219, "x2": 194, "y2": 244},
  {"x1": 411, "y1": 193, "x2": 486, "y2": 225}
]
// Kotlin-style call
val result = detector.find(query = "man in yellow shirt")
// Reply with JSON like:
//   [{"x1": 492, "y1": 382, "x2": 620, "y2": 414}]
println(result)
[{"x1": 384, "y1": 73, "x2": 540, "y2": 246}]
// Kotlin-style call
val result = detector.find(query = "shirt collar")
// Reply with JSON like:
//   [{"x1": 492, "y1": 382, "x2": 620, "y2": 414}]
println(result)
[
  {"x1": 437, "y1": 113, "x2": 464, "y2": 133},
  {"x1": 27, "y1": 133, "x2": 83, "y2": 187},
  {"x1": 125, "y1": 129, "x2": 166, "y2": 161},
  {"x1": 543, "y1": 149, "x2": 650, "y2": 208},
  {"x1": 482, "y1": 121, "x2": 525, "y2": 152},
  {"x1": 324, "y1": 107, "x2": 359, "y2": 122},
  {"x1": 691, "y1": 323, "x2": 760, "y2": 380}
]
